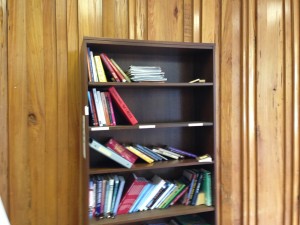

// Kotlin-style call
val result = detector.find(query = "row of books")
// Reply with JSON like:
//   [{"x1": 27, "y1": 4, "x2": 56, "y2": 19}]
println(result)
[
  {"x1": 144, "y1": 214, "x2": 210, "y2": 225},
  {"x1": 89, "y1": 138, "x2": 199, "y2": 169},
  {"x1": 87, "y1": 49, "x2": 131, "y2": 83},
  {"x1": 88, "y1": 86, "x2": 138, "y2": 126},
  {"x1": 87, "y1": 49, "x2": 167, "y2": 83},
  {"x1": 89, "y1": 170, "x2": 212, "y2": 219}
]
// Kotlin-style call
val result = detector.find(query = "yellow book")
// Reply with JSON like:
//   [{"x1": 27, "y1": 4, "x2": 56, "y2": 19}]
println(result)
[
  {"x1": 94, "y1": 55, "x2": 107, "y2": 82},
  {"x1": 125, "y1": 146, "x2": 154, "y2": 164},
  {"x1": 195, "y1": 191, "x2": 205, "y2": 205}
]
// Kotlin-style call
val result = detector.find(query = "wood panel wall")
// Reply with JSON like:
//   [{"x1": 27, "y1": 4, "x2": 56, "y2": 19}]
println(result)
[{"x1": 0, "y1": 0, "x2": 299, "y2": 225}]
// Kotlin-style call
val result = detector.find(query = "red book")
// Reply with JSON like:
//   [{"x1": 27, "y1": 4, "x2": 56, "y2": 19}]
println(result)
[
  {"x1": 106, "y1": 138, "x2": 138, "y2": 164},
  {"x1": 108, "y1": 86, "x2": 138, "y2": 125},
  {"x1": 100, "y1": 53, "x2": 121, "y2": 82},
  {"x1": 117, "y1": 174, "x2": 148, "y2": 215}
]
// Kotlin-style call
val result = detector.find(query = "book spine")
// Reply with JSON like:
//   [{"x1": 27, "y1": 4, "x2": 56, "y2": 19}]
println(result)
[
  {"x1": 110, "y1": 175, "x2": 119, "y2": 215},
  {"x1": 107, "y1": 57, "x2": 127, "y2": 82},
  {"x1": 106, "y1": 139, "x2": 138, "y2": 164},
  {"x1": 112, "y1": 176, "x2": 125, "y2": 217},
  {"x1": 167, "y1": 146, "x2": 197, "y2": 158},
  {"x1": 108, "y1": 86, "x2": 138, "y2": 125},
  {"x1": 100, "y1": 178, "x2": 107, "y2": 218},
  {"x1": 150, "y1": 182, "x2": 174, "y2": 209},
  {"x1": 134, "y1": 144, "x2": 160, "y2": 161},
  {"x1": 191, "y1": 172, "x2": 204, "y2": 205},
  {"x1": 89, "y1": 138, "x2": 133, "y2": 169},
  {"x1": 94, "y1": 55, "x2": 107, "y2": 82},
  {"x1": 169, "y1": 185, "x2": 189, "y2": 206},
  {"x1": 89, "y1": 178, "x2": 95, "y2": 218},
  {"x1": 104, "y1": 92, "x2": 116, "y2": 126},
  {"x1": 95, "y1": 176, "x2": 103, "y2": 217},
  {"x1": 117, "y1": 180, "x2": 148, "y2": 215},
  {"x1": 88, "y1": 49, "x2": 99, "y2": 82},
  {"x1": 100, "y1": 92, "x2": 111, "y2": 125},
  {"x1": 152, "y1": 148, "x2": 180, "y2": 159},
  {"x1": 110, "y1": 58, "x2": 132, "y2": 82},
  {"x1": 87, "y1": 91, "x2": 99, "y2": 126},
  {"x1": 86, "y1": 52, "x2": 92, "y2": 82},
  {"x1": 100, "y1": 53, "x2": 121, "y2": 82},
  {"x1": 125, "y1": 146, "x2": 154, "y2": 164},
  {"x1": 104, "y1": 176, "x2": 115, "y2": 217},
  {"x1": 92, "y1": 89, "x2": 105, "y2": 126}
]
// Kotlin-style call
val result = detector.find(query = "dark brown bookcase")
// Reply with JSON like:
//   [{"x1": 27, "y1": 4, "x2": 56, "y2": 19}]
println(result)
[{"x1": 80, "y1": 37, "x2": 217, "y2": 225}]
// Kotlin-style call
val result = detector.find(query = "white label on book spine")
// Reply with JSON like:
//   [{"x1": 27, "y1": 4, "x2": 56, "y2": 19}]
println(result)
[
  {"x1": 188, "y1": 122, "x2": 204, "y2": 127},
  {"x1": 84, "y1": 106, "x2": 89, "y2": 115},
  {"x1": 91, "y1": 127, "x2": 110, "y2": 131},
  {"x1": 139, "y1": 125, "x2": 156, "y2": 129}
]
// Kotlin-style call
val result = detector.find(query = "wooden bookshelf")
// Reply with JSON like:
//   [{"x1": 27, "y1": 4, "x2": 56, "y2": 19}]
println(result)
[{"x1": 80, "y1": 38, "x2": 216, "y2": 225}]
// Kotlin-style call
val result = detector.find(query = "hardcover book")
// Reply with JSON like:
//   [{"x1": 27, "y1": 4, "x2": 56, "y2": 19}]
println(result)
[
  {"x1": 106, "y1": 138, "x2": 138, "y2": 164},
  {"x1": 112, "y1": 176, "x2": 125, "y2": 217},
  {"x1": 89, "y1": 138, "x2": 133, "y2": 169},
  {"x1": 100, "y1": 53, "x2": 121, "y2": 82},
  {"x1": 108, "y1": 86, "x2": 138, "y2": 125},
  {"x1": 117, "y1": 174, "x2": 148, "y2": 215}
]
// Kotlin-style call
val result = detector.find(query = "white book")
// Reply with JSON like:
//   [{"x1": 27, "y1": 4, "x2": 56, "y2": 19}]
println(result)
[
  {"x1": 92, "y1": 88, "x2": 107, "y2": 126},
  {"x1": 150, "y1": 181, "x2": 175, "y2": 209},
  {"x1": 152, "y1": 148, "x2": 180, "y2": 159},
  {"x1": 138, "y1": 175, "x2": 166, "y2": 211},
  {"x1": 104, "y1": 175, "x2": 114, "y2": 217},
  {"x1": 89, "y1": 50, "x2": 99, "y2": 82}
]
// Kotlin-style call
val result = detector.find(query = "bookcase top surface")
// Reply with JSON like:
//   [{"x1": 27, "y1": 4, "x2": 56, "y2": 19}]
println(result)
[{"x1": 83, "y1": 37, "x2": 215, "y2": 50}]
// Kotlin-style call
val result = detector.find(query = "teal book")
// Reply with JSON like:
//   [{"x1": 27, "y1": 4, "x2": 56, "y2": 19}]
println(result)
[
  {"x1": 201, "y1": 169, "x2": 212, "y2": 206},
  {"x1": 110, "y1": 175, "x2": 120, "y2": 214},
  {"x1": 129, "y1": 183, "x2": 153, "y2": 213},
  {"x1": 112, "y1": 176, "x2": 125, "y2": 217}
]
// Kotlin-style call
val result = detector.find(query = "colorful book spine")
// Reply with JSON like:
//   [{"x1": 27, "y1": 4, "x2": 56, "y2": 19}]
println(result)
[
  {"x1": 167, "y1": 146, "x2": 198, "y2": 158},
  {"x1": 129, "y1": 183, "x2": 152, "y2": 213},
  {"x1": 87, "y1": 91, "x2": 99, "y2": 126},
  {"x1": 86, "y1": 52, "x2": 92, "y2": 82},
  {"x1": 117, "y1": 174, "x2": 148, "y2": 215},
  {"x1": 191, "y1": 171, "x2": 204, "y2": 205},
  {"x1": 100, "y1": 53, "x2": 121, "y2": 82},
  {"x1": 107, "y1": 57, "x2": 127, "y2": 82},
  {"x1": 112, "y1": 176, "x2": 125, "y2": 217},
  {"x1": 108, "y1": 86, "x2": 138, "y2": 125},
  {"x1": 110, "y1": 58, "x2": 132, "y2": 82},
  {"x1": 150, "y1": 181, "x2": 175, "y2": 209},
  {"x1": 88, "y1": 48, "x2": 99, "y2": 82},
  {"x1": 104, "y1": 92, "x2": 116, "y2": 126},
  {"x1": 135, "y1": 144, "x2": 164, "y2": 161},
  {"x1": 94, "y1": 55, "x2": 107, "y2": 82},
  {"x1": 89, "y1": 138, "x2": 133, "y2": 169},
  {"x1": 125, "y1": 145, "x2": 154, "y2": 164},
  {"x1": 110, "y1": 175, "x2": 120, "y2": 215},
  {"x1": 105, "y1": 138, "x2": 138, "y2": 164},
  {"x1": 201, "y1": 169, "x2": 212, "y2": 206},
  {"x1": 100, "y1": 92, "x2": 111, "y2": 125},
  {"x1": 95, "y1": 176, "x2": 103, "y2": 217}
]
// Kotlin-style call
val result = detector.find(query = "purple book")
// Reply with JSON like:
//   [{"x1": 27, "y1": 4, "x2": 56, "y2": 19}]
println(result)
[{"x1": 167, "y1": 146, "x2": 198, "y2": 158}]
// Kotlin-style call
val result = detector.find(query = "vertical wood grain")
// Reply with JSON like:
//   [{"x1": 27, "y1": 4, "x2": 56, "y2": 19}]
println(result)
[
  {"x1": 56, "y1": 0, "x2": 69, "y2": 224},
  {"x1": 67, "y1": 0, "x2": 80, "y2": 224},
  {"x1": 256, "y1": 1, "x2": 284, "y2": 224},
  {"x1": 135, "y1": 0, "x2": 147, "y2": 40},
  {"x1": 219, "y1": 0, "x2": 242, "y2": 224},
  {"x1": 183, "y1": 0, "x2": 193, "y2": 42},
  {"x1": 43, "y1": 0, "x2": 58, "y2": 224},
  {"x1": 241, "y1": 0, "x2": 257, "y2": 225},
  {"x1": 148, "y1": 0, "x2": 183, "y2": 41},
  {"x1": 128, "y1": 0, "x2": 136, "y2": 39},
  {"x1": 193, "y1": 0, "x2": 200, "y2": 42},
  {"x1": 8, "y1": 0, "x2": 30, "y2": 224},
  {"x1": 291, "y1": 0, "x2": 300, "y2": 224},
  {"x1": 115, "y1": 0, "x2": 129, "y2": 38},
  {"x1": 0, "y1": 0, "x2": 8, "y2": 211},
  {"x1": 201, "y1": 0, "x2": 215, "y2": 43},
  {"x1": 102, "y1": 0, "x2": 116, "y2": 37}
]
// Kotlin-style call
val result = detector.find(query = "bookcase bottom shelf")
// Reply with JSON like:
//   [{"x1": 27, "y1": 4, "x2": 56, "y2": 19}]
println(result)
[{"x1": 89, "y1": 205, "x2": 215, "y2": 225}]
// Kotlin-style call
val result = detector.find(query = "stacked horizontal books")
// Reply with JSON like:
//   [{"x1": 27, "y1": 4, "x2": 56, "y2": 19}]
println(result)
[
  {"x1": 126, "y1": 66, "x2": 167, "y2": 82},
  {"x1": 89, "y1": 170, "x2": 212, "y2": 219}
]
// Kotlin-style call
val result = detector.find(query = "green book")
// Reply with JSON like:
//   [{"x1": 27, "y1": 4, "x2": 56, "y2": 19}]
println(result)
[
  {"x1": 201, "y1": 169, "x2": 212, "y2": 206},
  {"x1": 159, "y1": 182, "x2": 186, "y2": 209}
]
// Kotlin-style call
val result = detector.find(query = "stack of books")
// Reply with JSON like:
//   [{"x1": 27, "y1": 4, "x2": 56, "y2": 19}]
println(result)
[
  {"x1": 126, "y1": 66, "x2": 167, "y2": 82},
  {"x1": 89, "y1": 170, "x2": 212, "y2": 220}
]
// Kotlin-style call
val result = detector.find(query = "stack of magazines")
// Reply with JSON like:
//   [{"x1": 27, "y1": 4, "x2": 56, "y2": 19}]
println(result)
[{"x1": 126, "y1": 66, "x2": 167, "y2": 82}]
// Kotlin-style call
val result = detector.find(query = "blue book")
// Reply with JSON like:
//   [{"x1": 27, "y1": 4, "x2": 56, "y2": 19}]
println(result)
[
  {"x1": 95, "y1": 175, "x2": 103, "y2": 217},
  {"x1": 191, "y1": 171, "x2": 204, "y2": 205},
  {"x1": 110, "y1": 175, "x2": 120, "y2": 214},
  {"x1": 129, "y1": 183, "x2": 153, "y2": 213},
  {"x1": 135, "y1": 144, "x2": 163, "y2": 161},
  {"x1": 112, "y1": 176, "x2": 125, "y2": 217},
  {"x1": 132, "y1": 183, "x2": 154, "y2": 212}
]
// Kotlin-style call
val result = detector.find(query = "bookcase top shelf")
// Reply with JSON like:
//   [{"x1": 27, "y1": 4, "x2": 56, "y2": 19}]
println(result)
[
  {"x1": 89, "y1": 205, "x2": 215, "y2": 225},
  {"x1": 89, "y1": 159, "x2": 214, "y2": 174},
  {"x1": 89, "y1": 121, "x2": 213, "y2": 131}
]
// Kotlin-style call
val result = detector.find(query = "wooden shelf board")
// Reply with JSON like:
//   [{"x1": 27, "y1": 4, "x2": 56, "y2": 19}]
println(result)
[
  {"x1": 89, "y1": 205, "x2": 215, "y2": 225},
  {"x1": 89, "y1": 82, "x2": 213, "y2": 87}
]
